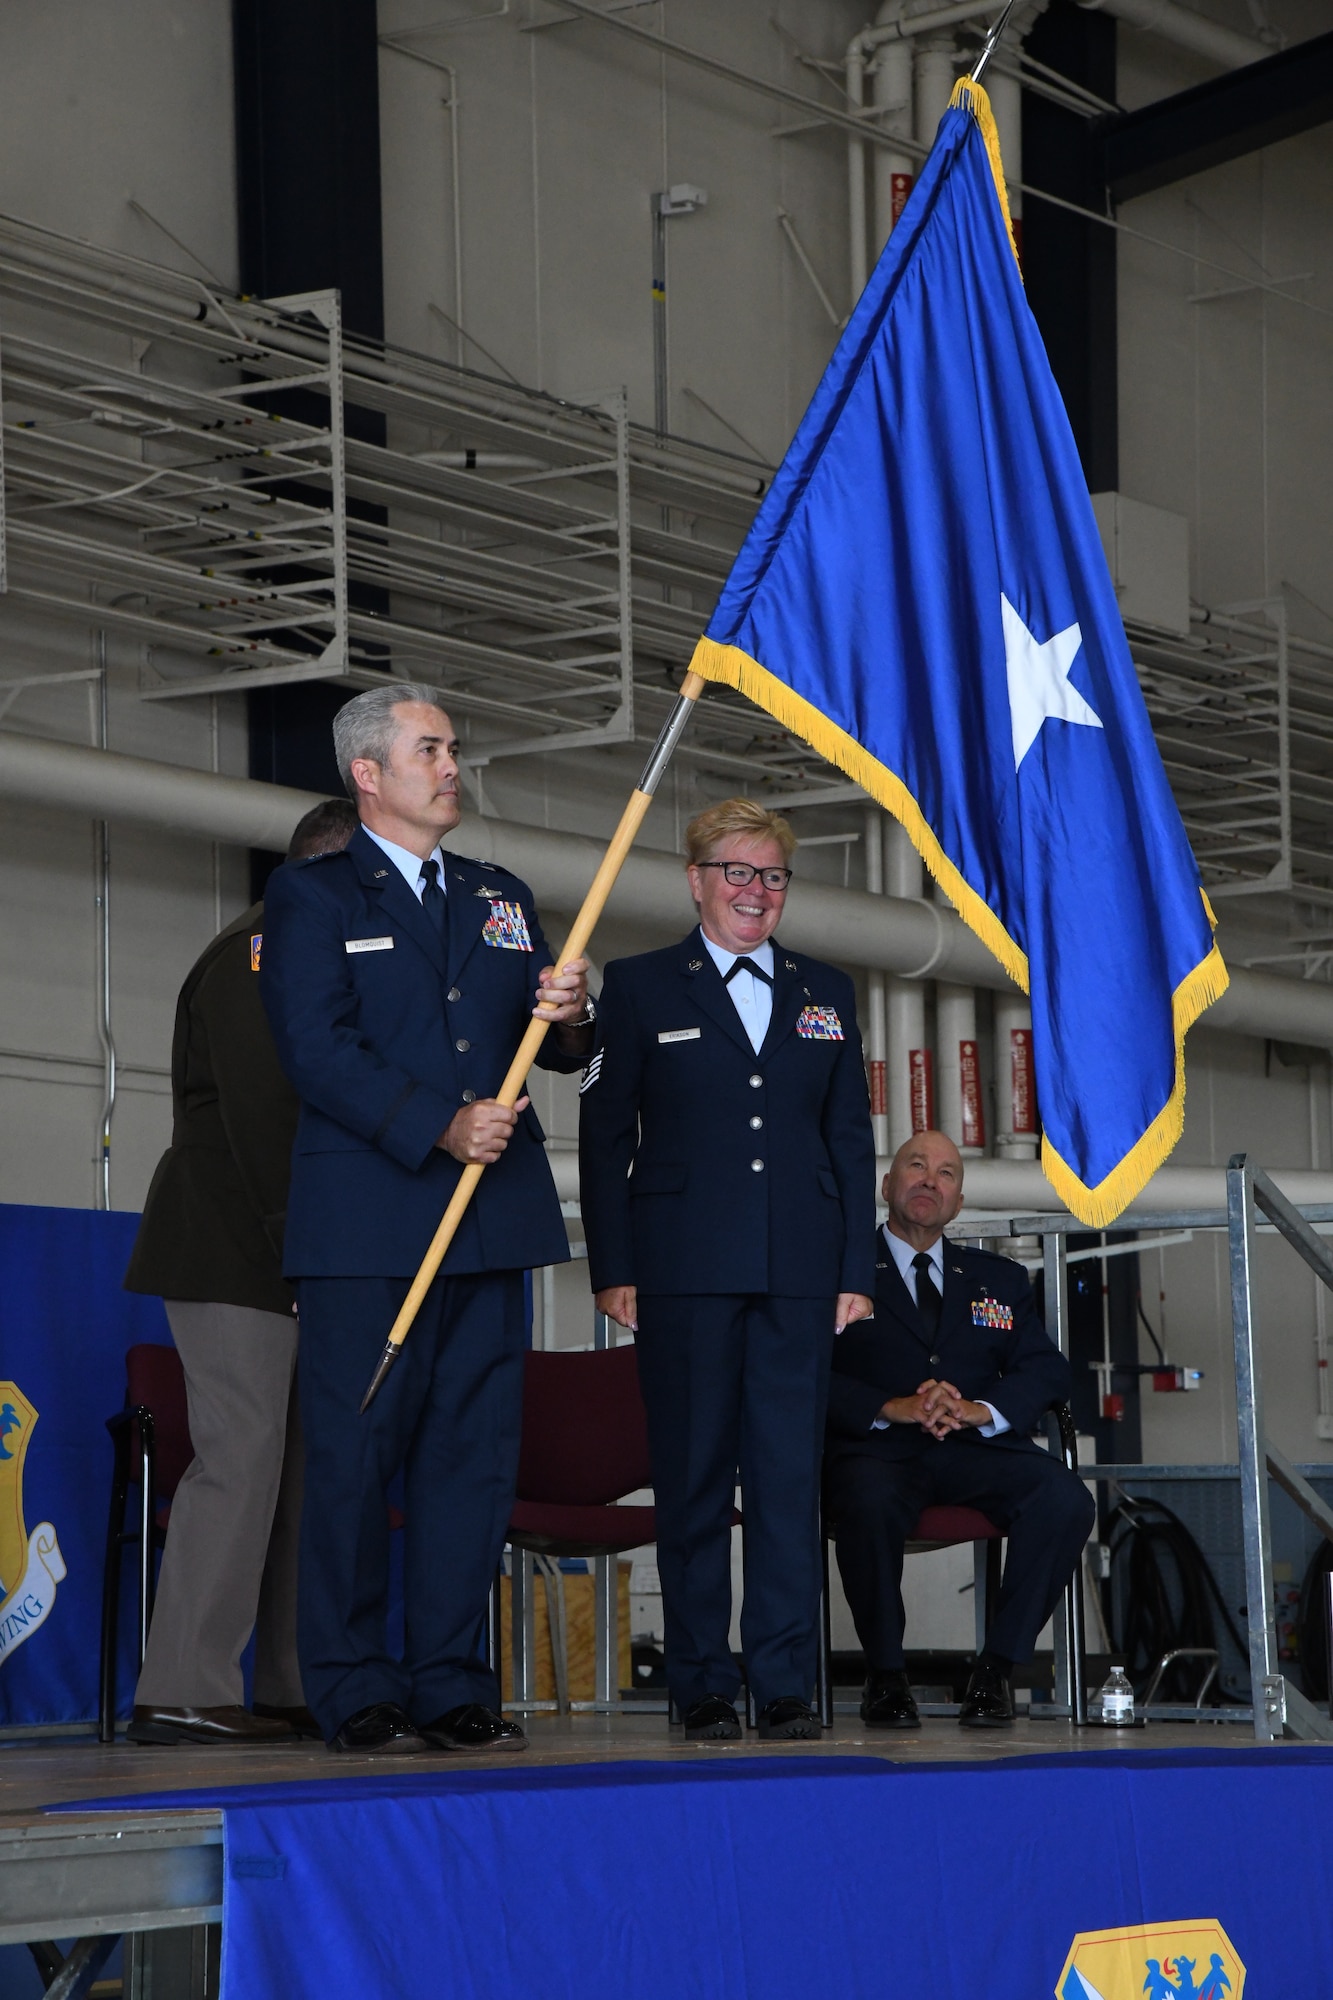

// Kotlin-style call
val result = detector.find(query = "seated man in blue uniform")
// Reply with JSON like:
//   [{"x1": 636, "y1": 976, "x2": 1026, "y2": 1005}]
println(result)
[
  {"x1": 826, "y1": 1129, "x2": 1094, "y2": 1729},
  {"x1": 580, "y1": 798, "x2": 875, "y2": 1741},
  {"x1": 261, "y1": 683, "x2": 593, "y2": 1754}
]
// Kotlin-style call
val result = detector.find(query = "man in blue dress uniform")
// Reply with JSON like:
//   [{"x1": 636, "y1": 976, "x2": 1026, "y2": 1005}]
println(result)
[
  {"x1": 579, "y1": 799, "x2": 875, "y2": 1740},
  {"x1": 261, "y1": 684, "x2": 593, "y2": 1753},
  {"x1": 826, "y1": 1130, "x2": 1094, "y2": 1728}
]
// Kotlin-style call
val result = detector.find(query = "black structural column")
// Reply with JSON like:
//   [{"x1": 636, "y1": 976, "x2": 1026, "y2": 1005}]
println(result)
[
  {"x1": 233, "y1": 0, "x2": 385, "y2": 342},
  {"x1": 1022, "y1": 0, "x2": 1119, "y2": 496},
  {"x1": 1103, "y1": 31, "x2": 1333, "y2": 203},
  {"x1": 233, "y1": 0, "x2": 385, "y2": 874}
]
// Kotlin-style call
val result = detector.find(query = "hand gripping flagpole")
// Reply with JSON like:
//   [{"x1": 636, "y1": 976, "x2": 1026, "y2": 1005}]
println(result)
[{"x1": 359, "y1": 670, "x2": 708, "y2": 1413}]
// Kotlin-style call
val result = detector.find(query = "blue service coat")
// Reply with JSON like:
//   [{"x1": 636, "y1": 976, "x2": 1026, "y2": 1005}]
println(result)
[
  {"x1": 578, "y1": 928, "x2": 876, "y2": 1299},
  {"x1": 827, "y1": 1233, "x2": 1071, "y2": 1457},
  {"x1": 260, "y1": 826, "x2": 581, "y2": 1278}
]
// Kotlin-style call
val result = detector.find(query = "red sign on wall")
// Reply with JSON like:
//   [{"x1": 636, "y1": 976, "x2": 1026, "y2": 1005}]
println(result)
[
  {"x1": 909, "y1": 1047, "x2": 934, "y2": 1133},
  {"x1": 867, "y1": 1058, "x2": 887, "y2": 1118},
  {"x1": 958, "y1": 1039, "x2": 985, "y2": 1150},
  {"x1": 1010, "y1": 1028, "x2": 1037, "y2": 1135},
  {"x1": 891, "y1": 172, "x2": 914, "y2": 227}
]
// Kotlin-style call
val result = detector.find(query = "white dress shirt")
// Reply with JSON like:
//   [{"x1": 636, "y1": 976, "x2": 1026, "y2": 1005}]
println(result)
[
  {"x1": 363, "y1": 826, "x2": 448, "y2": 904},
  {"x1": 699, "y1": 932, "x2": 774, "y2": 1053},
  {"x1": 875, "y1": 1224, "x2": 1008, "y2": 1437}
]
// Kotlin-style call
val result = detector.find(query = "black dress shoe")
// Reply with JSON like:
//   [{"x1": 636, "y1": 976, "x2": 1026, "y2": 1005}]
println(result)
[
  {"x1": 126, "y1": 1704, "x2": 296, "y2": 1746},
  {"x1": 330, "y1": 1702, "x2": 426, "y2": 1754},
  {"x1": 253, "y1": 1702, "x2": 322, "y2": 1740},
  {"x1": 417, "y1": 1704, "x2": 528, "y2": 1753},
  {"x1": 959, "y1": 1662, "x2": 1015, "y2": 1728},
  {"x1": 861, "y1": 1668, "x2": 921, "y2": 1730},
  {"x1": 681, "y1": 1695, "x2": 742, "y2": 1741},
  {"x1": 756, "y1": 1696, "x2": 822, "y2": 1741}
]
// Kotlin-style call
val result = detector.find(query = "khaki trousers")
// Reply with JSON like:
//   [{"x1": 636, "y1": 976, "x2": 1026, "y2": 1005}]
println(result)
[{"x1": 133, "y1": 1300, "x2": 304, "y2": 1710}]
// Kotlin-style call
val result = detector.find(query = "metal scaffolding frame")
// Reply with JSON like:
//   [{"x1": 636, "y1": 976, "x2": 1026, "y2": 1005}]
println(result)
[
  {"x1": 4, "y1": 206, "x2": 1333, "y2": 959},
  {"x1": 0, "y1": 209, "x2": 846, "y2": 792},
  {"x1": 1128, "y1": 602, "x2": 1333, "y2": 961},
  {"x1": 999, "y1": 1164, "x2": 1333, "y2": 1742}
]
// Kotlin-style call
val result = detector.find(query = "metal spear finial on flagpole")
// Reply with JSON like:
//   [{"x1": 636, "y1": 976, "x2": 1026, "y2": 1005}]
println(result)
[
  {"x1": 970, "y1": 0, "x2": 1018, "y2": 82},
  {"x1": 358, "y1": 669, "x2": 709, "y2": 1413}
]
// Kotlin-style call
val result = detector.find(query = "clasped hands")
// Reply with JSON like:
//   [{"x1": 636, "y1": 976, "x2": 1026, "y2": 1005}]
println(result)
[
  {"x1": 882, "y1": 1378, "x2": 991, "y2": 1440},
  {"x1": 436, "y1": 958, "x2": 590, "y2": 1166}
]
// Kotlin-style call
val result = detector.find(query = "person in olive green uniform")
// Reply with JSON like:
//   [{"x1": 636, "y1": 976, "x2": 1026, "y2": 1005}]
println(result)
[{"x1": 122, "y1": 799, "x2": 357, "y2": 1746}]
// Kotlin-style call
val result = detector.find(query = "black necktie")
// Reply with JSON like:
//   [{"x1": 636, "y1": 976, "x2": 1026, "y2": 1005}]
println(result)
[
  {"x1": 912, "y1": 1251, "x2": 941, "y2": 1338},
  {"x1": 723, "y1": 958, "x2": 773, "y2": 985},
  {"x1": 419, "y1": 857, "x2": 448, "y2": 939}
]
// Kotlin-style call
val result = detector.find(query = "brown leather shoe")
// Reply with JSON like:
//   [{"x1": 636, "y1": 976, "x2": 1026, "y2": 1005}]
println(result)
[{"x1": 126, "y1": 1704, "x2": 297, "y2": 1746}]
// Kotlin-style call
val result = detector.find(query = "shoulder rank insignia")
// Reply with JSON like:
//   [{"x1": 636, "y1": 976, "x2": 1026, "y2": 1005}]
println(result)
[
  {"x1": 250, "y1": 933, "x2": 262, "y2": 972},
  {"x1": 796, "y1": 1004, "x2": 844, "y2": 1041},
  {"x1": 482, "y1": 899, "x2": 533, "y2": 951},
  {"x1": 971, "y1": 1292, "x2": 1014, "y2": 1331}
]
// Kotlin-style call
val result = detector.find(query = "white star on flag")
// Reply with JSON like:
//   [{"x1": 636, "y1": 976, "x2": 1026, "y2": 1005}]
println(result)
[{"x1": 1002, "y1": 593, "x2": 1103, "y2": 772}]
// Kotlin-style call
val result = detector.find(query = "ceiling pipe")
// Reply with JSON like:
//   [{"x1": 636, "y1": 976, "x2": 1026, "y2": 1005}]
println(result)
[
  {"x1": 2, "y1": 729, "x2": 1331, "y2": 1049},
  {"x1": 847, "y1": 0, "x2": 999, "y2": 295},
  {"x1": 948, "y1": 1158, "x2": 1333, "y2": 1216},
  {"x1": 1076, "y1": 0, "x2": 1272, "y2": 70},
  {"x1": 544, "y1": 1146, "x2": 1333, "y2": 1218}
]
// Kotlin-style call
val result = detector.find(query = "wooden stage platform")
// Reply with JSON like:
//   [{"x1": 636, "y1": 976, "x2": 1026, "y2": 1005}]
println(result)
[{"x1": 0, "y1": 1706, "x2": 1282, "y2": 1819}]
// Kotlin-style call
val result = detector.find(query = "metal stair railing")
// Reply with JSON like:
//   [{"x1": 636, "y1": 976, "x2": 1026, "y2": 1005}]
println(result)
[{"x1": 1227, "y1": 1155, "x2": 1333, "y2": 1743}]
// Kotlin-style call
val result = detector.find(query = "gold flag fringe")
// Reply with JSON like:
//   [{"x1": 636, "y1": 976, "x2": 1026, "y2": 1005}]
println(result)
[{"x1": 948, "y1": 78, "x2": 1021, "y2": 270}]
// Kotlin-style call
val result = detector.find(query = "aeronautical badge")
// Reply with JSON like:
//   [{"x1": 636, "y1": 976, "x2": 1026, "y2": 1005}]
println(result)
[
  {"x1": 796, "y1": 1005, "x2": 844, "y2": 1041},
  {"x1": 579, "y1": 1050, "x2": 604, "y2": 1095},
  {"x1": 481, "y1": 900, "x2": 533, "y2": 951},
  {"x1": 0, "y1": 1383, "x2": 67, "y2": 1665},
  {"x1": 971, "y1": 1292, "x2": 1013, "y2": 1331},
  {"x1": 250, "y1": 933, "x2": 262, "y2": 972},
  {"x1": 1058, "y1": 1919, "x2": 1243, "y2": 2000}
]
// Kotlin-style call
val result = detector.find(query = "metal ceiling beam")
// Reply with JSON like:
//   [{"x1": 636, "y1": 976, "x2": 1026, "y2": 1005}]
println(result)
[{"x1": 1103, "y1": 31, "x2": 1333, "y2": 203}]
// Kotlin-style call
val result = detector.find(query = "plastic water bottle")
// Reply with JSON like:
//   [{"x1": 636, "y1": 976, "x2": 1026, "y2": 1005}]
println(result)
[{"x1": 1100, "y1": 1666, "x2": 1134, "y2": 1725}]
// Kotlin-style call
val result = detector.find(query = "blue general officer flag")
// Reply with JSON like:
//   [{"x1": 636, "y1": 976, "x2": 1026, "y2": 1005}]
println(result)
[{"x1": 689, "y1": 80, "x2": 1226, "y2": 1225}]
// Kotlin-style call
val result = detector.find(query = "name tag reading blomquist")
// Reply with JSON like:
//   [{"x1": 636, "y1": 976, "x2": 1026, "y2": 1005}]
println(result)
[{"x1": 345, "y1": 937, "x2": 395, "y2": 954}]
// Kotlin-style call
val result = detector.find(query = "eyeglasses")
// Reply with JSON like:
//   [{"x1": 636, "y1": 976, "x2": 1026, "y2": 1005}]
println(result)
[{"x1": 696, "y1": 861, "x2": 793, "y2": 891}]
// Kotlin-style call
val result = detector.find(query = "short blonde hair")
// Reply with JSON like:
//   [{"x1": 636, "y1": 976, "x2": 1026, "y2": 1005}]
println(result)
[{"x1": 684, "y1": 797, "x2": 797, "y2": 868}]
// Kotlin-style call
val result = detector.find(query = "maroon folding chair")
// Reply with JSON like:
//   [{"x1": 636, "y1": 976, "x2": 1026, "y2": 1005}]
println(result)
[
  {"x1": 510, "y1": 1345, "x2": 656, "y2": 1558},
  {"x1": 99, "y1": 1343, "x2": 194, "y2": 1742},
  {"x1": 503, "y1": 1345, "x2": 656, "y2": 1708}
]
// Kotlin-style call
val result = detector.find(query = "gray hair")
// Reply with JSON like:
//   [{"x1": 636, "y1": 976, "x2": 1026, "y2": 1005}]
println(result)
[{"x1": 332, "y1": 683, "x2": 450, "y2": 797}]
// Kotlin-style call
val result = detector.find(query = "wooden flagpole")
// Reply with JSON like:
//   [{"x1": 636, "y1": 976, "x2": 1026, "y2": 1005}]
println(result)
[{"x1": 359, "y1": 670, "x2": 708, "y2": 1411}]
